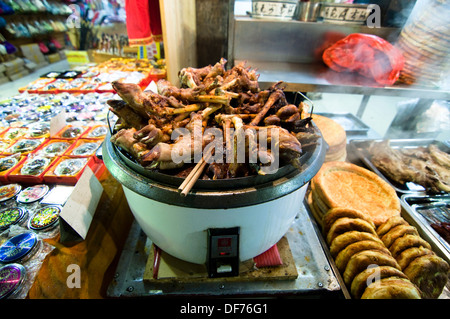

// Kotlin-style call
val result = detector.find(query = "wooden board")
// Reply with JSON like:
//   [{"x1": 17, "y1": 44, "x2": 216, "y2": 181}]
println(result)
[
  {"x1": 159, "y1": 0, "x2": 197, "y2": 86},
  {"x1": 143, "y1": 237, "x2": 298, "y2": 283}
]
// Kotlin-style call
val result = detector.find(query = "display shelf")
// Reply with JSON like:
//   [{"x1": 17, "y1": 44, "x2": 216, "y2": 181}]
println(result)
[{"x1": 239, "y1": 60, "x2": 450, "y2": 100}]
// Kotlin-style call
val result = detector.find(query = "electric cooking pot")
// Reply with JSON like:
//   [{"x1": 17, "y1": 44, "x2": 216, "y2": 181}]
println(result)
[{"x1": 103, "y1": 127, "x2": 326, "y2": 264}]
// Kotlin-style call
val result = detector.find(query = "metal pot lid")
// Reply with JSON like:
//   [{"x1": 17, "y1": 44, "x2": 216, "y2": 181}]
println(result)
[
  {"x1": 103, "y1": 128, "x2": 326, "y2": 209},
  {"x1": 0, "y1": 263, "x2": 26, "y2": 299}
]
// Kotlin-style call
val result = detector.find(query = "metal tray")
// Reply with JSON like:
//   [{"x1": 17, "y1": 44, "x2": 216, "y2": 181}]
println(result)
[
  {"x1": 305, "y1": 194, "x2": 450, "y2": 299},
  {"x1": 106, "y1": 205, "x2": 341, "y2": 298},
  {"x1": 401, "y1": 194, "x2": 450, "y2": 263},
  {"x1": 349, "y1": 138, "x2": 450, "y2": 194},
  {"x1": 316, "y1": 112, "x2": 370, "y2": 135}
]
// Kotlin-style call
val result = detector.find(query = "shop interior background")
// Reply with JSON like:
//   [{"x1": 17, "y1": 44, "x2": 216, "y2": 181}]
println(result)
[{"x1": 0, "y1": 0, "x2": 448, "y2": 141}]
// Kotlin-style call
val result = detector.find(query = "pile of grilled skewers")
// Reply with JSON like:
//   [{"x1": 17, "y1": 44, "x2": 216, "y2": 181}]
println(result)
[{"x1": 107, "y1": 58, "x2": 319, "y2": 180}]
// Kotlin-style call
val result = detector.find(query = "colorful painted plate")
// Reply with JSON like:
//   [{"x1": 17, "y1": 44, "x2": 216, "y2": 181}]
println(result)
[
  {"x1": 0, "y1": 263, "x2": 26, "y2": 299},
  {"x1": 28, "y1": 206, "x2": 61, "y2": 231},
  {"x1": 0, "y1": 184, "x2": 21, "y2": 202},
  {"x1": 16, "y1": 184, "x2": 50, "y2": 204},
  {"x1": 0, "y1": 207, "x2": 27, "y2": 231},
  {"x1": 0, "y1": 232, "x2": 38, "y2": 263}
]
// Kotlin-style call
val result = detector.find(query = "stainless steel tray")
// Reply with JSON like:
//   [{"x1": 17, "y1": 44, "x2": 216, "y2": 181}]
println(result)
[
  {"x1": 106, "y1": 205, "x2": 341, "y2": 298},
  {"x1": 400, "y1": 195, "x2": 450, "y2": 299},
  {"x1": 349, "y1": 138, "x2": 450, "y2": 195},
  {"x1": 304, "y1": 195, "x2": 450, "y2": 299},
  {"x1": 401, "y1": 194, "x2": 450, "y2": 263},
  {"x1": 316, "y1": 112, "x2": 370, "y2": 135}
]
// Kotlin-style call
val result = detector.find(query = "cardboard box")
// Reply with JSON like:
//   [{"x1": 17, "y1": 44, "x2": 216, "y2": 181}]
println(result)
[
  {"x1": 65, "y1": 50, "x2": 90, "y2": 67},
  {"x1": 47, "y1": 52, "x2": 61, "y2": 63},
  {"x1": 20, "y1": 44, "x2": 47, "y2": 65}
]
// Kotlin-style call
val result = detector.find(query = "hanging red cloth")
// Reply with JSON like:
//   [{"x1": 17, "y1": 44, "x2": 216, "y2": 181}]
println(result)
[{"x1": 125, "y1": 0, "x2": 162, "y2": 47}]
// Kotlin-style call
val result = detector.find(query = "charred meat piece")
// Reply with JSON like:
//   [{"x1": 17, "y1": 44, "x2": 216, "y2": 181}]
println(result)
[
  {"x1": 110, "y1": 128, "x2": 150, "y2": 160},
  {"x1": 107, "y1": 100, "x2": 147, "y2": 130},
  {"x1": 368, "y1": 141, "x2": 450, "y2": 193}
]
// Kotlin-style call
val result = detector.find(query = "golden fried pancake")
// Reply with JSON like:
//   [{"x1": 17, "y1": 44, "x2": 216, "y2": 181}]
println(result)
[
  {"x1": 311, "y1": 187, "x2": 330, "y2": 219},
  {"x1": 322, "y1": 207, "x2": 375, "y2": 236},
  {"x1": 343, "y1": 250, "x2": 401, "y2": 286},
  {"x1": 351, "y1": 266, "x2": 409, "y2": 299},
  {"x1": 329, "y1": 231, "x2": 384, "y2": 258},
  {"x1": 361, "y1": 277, "x2": 421, "y2": 299},
  {"x1": 397, "y1": 246, "x2": 435, "y2": 270},
  {"x1": 307, "y1": 191, "x2": 323, "y2": 228},
  {"x1": 326, "y1": 217, "x2": 377, "y2": 245},
  {"x1": 381, "y1": 225, "x2": 419, "y2": 249},
  {"x1": 335, "y1": 240, "x2": 391, "y2": 273},
  {"x1": 390, "y1": 234, "x2": 432, "y2": 258},
  {"x1": 376, "y1": 215, "x2": 409, "y2": 237},
  {"x1": 403, "y1": 254, "x2": 450, "y2": 299},
  {"x1": 312, "y1": 161, "x2": 400, "y2": 226}
]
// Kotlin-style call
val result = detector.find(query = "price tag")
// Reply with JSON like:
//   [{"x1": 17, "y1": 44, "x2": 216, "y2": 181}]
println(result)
[
  {"x1": 50, "y1": 110, "x2": 67, "y2": 137},
  {"x1": 59, "y1": 166, "x2": 103, "y2": 241}
]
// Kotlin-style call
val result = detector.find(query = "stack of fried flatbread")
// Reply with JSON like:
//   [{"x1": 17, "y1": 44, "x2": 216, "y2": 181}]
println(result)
[
  {"x1": 308, "y1": 161, "x2": 401, "y2": 227},
  {"x1": 322, "y1": 207, "x2": 422, "y2": 299},
  {"x1": 377, "y1": 216, "x2": 450, "y2": 299},
  {"x1": 395, "y1": 0, "x2": 450, "y2": 87},
  {"x1": 308, "y1": 161, "x2": 450, "y2": 298},
  {"x1": 311, "y1": 114, "x2": 347, "y2": 162}
]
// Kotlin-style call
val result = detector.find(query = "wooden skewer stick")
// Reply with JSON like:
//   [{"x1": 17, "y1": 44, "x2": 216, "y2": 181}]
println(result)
[{"x1": 178, "y1": 151, "x2": 213, "y2": 196}]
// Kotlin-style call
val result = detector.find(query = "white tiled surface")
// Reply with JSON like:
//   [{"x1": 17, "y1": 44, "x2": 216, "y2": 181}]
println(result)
[{"x1": 0, "y1": 59, "x2": 70, "y2": 100}]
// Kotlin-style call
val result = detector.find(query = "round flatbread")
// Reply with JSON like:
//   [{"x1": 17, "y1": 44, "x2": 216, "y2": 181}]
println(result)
[
  {"x1": 381, "y1": 225, "x2": 419, "y2": 249},
  {"x1": 311, "y1": 187, "x2": 330, "y2": 219},
  {"x1": 335, "y1": 240, "x2": 391, "y2": 273},
  {"x1": 361, "y1": 277, "x2": 422, "y2": 299},
  {"x1": 351, "y1": 266, "x2": 409, "y2": 299},
  {"x1": 403, "y1": 254, "x2": 450, "y2": 299},
  {"x1": 325, "y1": 147, "x2": 347, "y2": 162},
  {"x1": 326, "y1": 217, "x2": 377, "y2": 245},
  {"x1": 376, "y1": 215, "x2": 409, "y2": 237},
  {"x1": 329, "y1": 231, "x2": 384, "y2": 258},
  {"x1": 396, "y1": 246, "x2": 435, "y2": 270},
  {"x1": 312, "y1": 161, "x2": 401, "y2": 226},
  {"x1": 307, "y1": 191, "x2": 323, "y2": 228},
  {"x1": 311, "y1": 114, "x2": 346, "y2": 151},
  {"x1": 343, "y1": 250, "x2": 401, "y2": 286},
  {"x1": 322, "y1": 207, "x2": 375, "y2": 236},
  {"x1": 390, "y1": 234, "x2": 432, "y2": 258}
]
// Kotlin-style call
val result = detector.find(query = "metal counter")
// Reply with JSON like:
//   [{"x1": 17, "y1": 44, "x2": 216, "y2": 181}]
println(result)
[{"x1": 106, "y1": 202, "x2": 342, "y2": 298}]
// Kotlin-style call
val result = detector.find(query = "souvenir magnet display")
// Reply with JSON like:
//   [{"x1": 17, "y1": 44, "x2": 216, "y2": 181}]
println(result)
[
  {"x1": 28, "y1": 206, "x2": 61, "y2": 231},
  {"x1": 0, "y1": 184, "x2": 21, "y2": 202},
  {"x1": 0, "y1": 263, "x2": 26, "y2": 299},
  {"x1": 16, "y1": 184, "x2": 50, "y2": 204},
  {"x1": 0, "y1": 232, "x2": 39, "y2": 263},
  {"x1": 0, "y1": 207, "x2": 27, "y2": 231}
]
